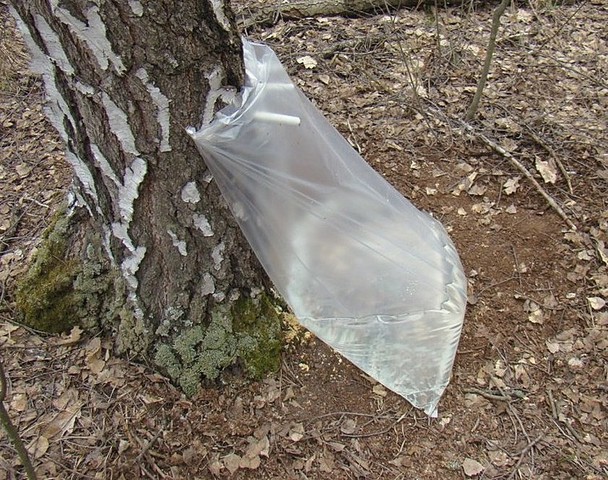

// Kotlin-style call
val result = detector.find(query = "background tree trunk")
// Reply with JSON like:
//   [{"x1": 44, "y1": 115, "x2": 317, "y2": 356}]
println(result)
[
  {"x1": 10, "y1": 0, "x2": 280, "y2": 394},
  {"x1": 238, "y1": 0, "x2": 493, "y2": 28}
]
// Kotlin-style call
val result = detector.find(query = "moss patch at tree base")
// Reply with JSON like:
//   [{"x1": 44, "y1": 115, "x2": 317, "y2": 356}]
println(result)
[
  {"x1": 15, "y1": 206, "x2": 120, "y2": 334},
  {"x1": 232, "y1": 294, "x2": 282, "y2": 380}
]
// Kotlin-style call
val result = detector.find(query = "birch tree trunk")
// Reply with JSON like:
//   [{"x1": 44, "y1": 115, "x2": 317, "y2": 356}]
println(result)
[{"x1": 10, "y1": 0, "x2": 280, "y2": 394}]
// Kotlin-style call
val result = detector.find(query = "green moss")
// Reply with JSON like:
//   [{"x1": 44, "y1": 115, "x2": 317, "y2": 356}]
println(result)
[
  {"x1": 15, "y1": 207, "x2": 120, "y2": 334},
  {"x1": 178, "y1": 367, "x2": 202, "y2": 395},
  {"x1": 114, "y1": 305, "x2": 150, "y2": 356},
  {"x1": 195, "y1": 312, "x2": 238, "y2": 379},
  {"x1": 174, "y1": 325, "x2": 205, "y2": 364},
  {"x1": 152, "y1": 293, "x2": 282, "y2": 396},
  {"x1": 233, "y1": 294, "x2": 282, "y2": 380},
  {"x1": 16, "y1": 210, "x2": 80, "y2": 333}
]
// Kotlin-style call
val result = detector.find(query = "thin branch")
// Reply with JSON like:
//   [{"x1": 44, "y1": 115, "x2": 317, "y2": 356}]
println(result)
[
  {"x1": 134, "y1": 423, "x2": 166, "y2": 464},
  {"x1": 452, "y1": 117, "x2": 578, "y2": 230},
  {"x1": 464, "y1": 387, "x2": 513, "y2": 402},
  {"x1": 532, "y1": 2, "x2": 586, "y2": 56},
  {"x1": 0, "y1": 207, "x2": 24, "y2": 256},
  {"x1": 506, "y1": 434, "x2": 544, "y2": 480},
  {"x1": 427, "y1": 103, "x2": 579, "y2": 230},
  {"x1": 0, "y1": 361, "x2": 38, "y2": 480},
  {"x1": 464, "y1": 0, "x2": 510, "y2": 121},
  {"x1": 523, "y1": 125, "x2": 573, "y2": 194},
  {"x1": 468, "y1": 127, "x2": 578, "y2": 230}
]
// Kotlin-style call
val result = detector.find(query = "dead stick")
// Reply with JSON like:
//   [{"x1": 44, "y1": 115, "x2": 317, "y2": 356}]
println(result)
[
  {"x1": 459, "y1": 122, "x2": 578, "y2": 231},
  {"x1": 524, "y1": 125, "x2": 573, "y2": 194},
  {"x1": 134, "y1": 422, "x2": 167, "y2": 464},
  {"x1": 0, "y1": 361, "x2": 37, "y2": 480},
  {"x1": 547, "y1": 390, "x2": 584, "y2": 443},
  {"x1": 463, "y1": 387, "x2": 511, "y2": 402},
  {"x1": 425, "y1": 102, "x2": 579, "y2": 230},
  {"x1": 506, "y1": 434, "x2": 544, "y2": 480},
  {"x1": 0, "y1": 207, "x2": 24, "y2": 256}
]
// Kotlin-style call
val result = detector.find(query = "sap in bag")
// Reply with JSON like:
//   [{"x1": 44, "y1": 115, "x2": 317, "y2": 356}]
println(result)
[{"x1": 189, "y1": 40, "x2": 467, "y2": 416}]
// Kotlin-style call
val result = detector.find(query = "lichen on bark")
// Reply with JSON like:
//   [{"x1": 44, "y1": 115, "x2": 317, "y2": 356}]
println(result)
[{"x1": 154, "y1": 293, "x2": 282, "y2": 396}]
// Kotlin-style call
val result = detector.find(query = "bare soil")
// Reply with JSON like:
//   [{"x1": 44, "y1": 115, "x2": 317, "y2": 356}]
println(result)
[{"x1": 1, "y1": 1, "x2": 607, "y2": 479}]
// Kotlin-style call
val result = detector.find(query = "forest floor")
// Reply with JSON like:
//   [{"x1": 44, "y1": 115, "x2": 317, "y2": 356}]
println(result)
[{"x1": 0, "y1": 1, "x2": 607, "y2": 479}]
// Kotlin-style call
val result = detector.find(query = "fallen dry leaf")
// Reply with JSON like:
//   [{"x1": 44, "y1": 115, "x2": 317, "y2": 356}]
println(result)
[
  {"x1": 289, "y1": 422, "x2": 304, "y2": 442},
  {"x1": 85, "y1": 337, "x2": 101, "y2": 357},
  {"x1": 500, "y1": 138, "x2": 518, "y2": 152},
  {"x1": 546, "y1": 340, "x2": 560, "y2": 354},
  {"x1": 340, "y1": 418, "x2": 357, "y2": 435},
  {"x1": 208, "y1": 455, "x2": 222, "y2": 476},
  {"x1": 10, "y1": 393, "x2": 28, "y2": 412},
  {"x1": 318, "y1": 74, "x2": 330, "y2": 84},
  {"x1": 28, "y1": 435, "x2": 49, "y2": 459},
  {"x1": 535, "y1": 157, "x2": 558, "y2": 184},
  {"x1": 488, "y1": 450, "x2": 510, "y2": 467},
  {"x1": 15, "y1": 163, "x2": 32, "y2": 178},
  {"x1": 224, "y1": 453, "x2": 241, "y2": 474},
  {"x1": 503, "y1": 177, "x2": 520, "y2": 195},
  {"x1": 468, "y1": 184, "x2": 487, "y2": 196},
  {"x1": 528, "y1": 309, "x2": 544, "y2": 324},
  {"x1": 318, "y1": 452, "x2": 335, "y2": 472},
  {"x1": 245, "y1": 435, "x2": 270, "y2": 458},
  {"x1": 88, "y1": 358, "x2": 106, "y2": 374},
  {"x1": 596, "y1": 241, "x2": 608, "y2": 266},
  {"x1": 372, "y1": 383, "x2": 387, "y2": 397},
  {"x1": 40, "y1": 402, "x2": 81, "y2": 439},
  {"x1": 240, "y1": 454, "x2": 261, "y2": 469},
  {"x1": 463, "y1": 458, "x2": 484, "y2": 476},
  {"x1": 587, "y1": 297, "x2": 606, "y2": 311},
  {"x1": 57, "y1": 326, "x2": 83, "y2": 345},
  {"x1": 296, "y1": 55, "x2": 317, "y2": 69}
]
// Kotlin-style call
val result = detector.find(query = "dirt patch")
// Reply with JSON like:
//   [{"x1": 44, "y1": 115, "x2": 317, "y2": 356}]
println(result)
[{"x1": 1, "y1": 1, "x2": 607, "y2": 479}]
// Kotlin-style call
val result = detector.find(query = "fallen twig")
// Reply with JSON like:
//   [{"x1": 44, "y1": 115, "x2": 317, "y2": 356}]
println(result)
[
  {"x1": 463, "y1": 387, "x2": 512, "y2": 402},
  {"x1": 342, "y1": 410, "x2": 411, "y2": 438},
  {"x1": 0, "y1": 207, "x2": 23, "y2": 256},
  {"x1": 449, "y1": 114, "x2": 578, "y2": 230},
  {"x1": 470, "y1": 129, "x2": 577, "y2": 230},
  {"x1": 523, "y1": 125, "x2": 573, "y2": 194},
  {"x1": 133, "y1": 423, "x2": 167, "y2": 465},
  {"x1": 546, "y1": 389, "x2": 584, "y2": 443},
  {"x1": 506, "y1": 434, "x2": 544, "y2": 480},
  {"x1": 426, "y1": 103, "x2": 578, "y2": 229}
]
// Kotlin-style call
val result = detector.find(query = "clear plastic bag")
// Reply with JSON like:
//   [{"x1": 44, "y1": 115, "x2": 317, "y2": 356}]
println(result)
[{"x1": 189, "y1": 40, "x2": 467, "y2": 416}]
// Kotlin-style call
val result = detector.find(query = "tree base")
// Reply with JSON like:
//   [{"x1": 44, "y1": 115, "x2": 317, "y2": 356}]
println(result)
[{"x1": 16, "y1": 203, "x2": 282, "y2": 392}]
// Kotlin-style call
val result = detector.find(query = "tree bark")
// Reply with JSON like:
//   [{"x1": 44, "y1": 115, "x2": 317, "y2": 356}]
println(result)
[{"x1": 10, "y1": 1, "x2": 279, "y2": 393}]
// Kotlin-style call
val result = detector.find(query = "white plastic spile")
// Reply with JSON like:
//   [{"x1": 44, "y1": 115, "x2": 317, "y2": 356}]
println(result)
[{"x1": 189, "y1": 40, "x2": 467, "y2": 416}]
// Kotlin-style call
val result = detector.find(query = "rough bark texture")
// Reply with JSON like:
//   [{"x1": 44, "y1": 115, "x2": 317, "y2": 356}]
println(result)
[{"x1": 11, "y1": 0, "x2": 280, "y2": 392}]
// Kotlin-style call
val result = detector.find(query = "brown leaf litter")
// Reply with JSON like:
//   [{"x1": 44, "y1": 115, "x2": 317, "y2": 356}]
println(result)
[{"x1": 1, "y1": 1, "x2": 607, "y2": 478}]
